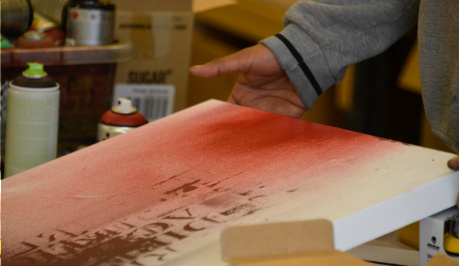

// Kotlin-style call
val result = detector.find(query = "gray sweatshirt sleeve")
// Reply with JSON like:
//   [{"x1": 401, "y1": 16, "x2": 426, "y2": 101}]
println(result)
[{"x1": 261, "y1": 0, "x2": 420, "y2": 109}]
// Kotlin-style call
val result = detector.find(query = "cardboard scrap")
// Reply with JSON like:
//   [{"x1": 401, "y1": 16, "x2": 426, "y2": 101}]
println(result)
[
  {"x1": 221, "y1": 220, "x2": 370, "y2": 266},
  {"x1": 428, "y1": 253, "x2": 459, "y2": 266}
]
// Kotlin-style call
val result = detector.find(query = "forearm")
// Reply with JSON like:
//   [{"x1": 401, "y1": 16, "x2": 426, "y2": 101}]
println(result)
[{"x1": 261, "y1": 0, "x2": 420, "y2": 109}]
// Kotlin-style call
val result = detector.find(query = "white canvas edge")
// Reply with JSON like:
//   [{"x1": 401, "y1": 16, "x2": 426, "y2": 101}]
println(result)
[{"x1": 334, "y1": 171, "x2": 459, "y2": 251}]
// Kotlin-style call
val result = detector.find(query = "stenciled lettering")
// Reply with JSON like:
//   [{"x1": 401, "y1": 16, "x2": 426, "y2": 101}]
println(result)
[{"x1": 7, "y1": 185, "x2": 267, "y2": 265}]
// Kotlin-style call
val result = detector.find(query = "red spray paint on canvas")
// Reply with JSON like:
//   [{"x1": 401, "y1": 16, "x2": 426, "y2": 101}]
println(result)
[{"x1": 2, "y1": 100, "x2": 433, "y2": 265}]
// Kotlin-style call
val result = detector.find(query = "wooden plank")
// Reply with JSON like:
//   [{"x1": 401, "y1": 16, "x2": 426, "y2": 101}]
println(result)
[{"x1": 2, "y1": 100, "x2": 458, "y2": 265}]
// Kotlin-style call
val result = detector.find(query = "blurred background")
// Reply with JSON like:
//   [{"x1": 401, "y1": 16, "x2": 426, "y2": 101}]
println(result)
[
  {"x1": 1, "y1": 0, "x2": 452, "y2": 164},
  {"x1": 189, "y1": 0, "x2": 451, "y2": 153}
]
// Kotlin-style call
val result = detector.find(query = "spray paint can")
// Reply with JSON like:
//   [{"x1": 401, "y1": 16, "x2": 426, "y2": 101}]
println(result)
[
  {"x1": 66, "y1": 0, "x2": 115, "y2": 46},
  {"x1": 4, "y1": 63, "x2": 60, "y2": 178},
  {"x1": 97, "y1": 98, "x2": 148, "y2": 141},
  {"x1": 1, "y1": 35, "x2": 14, "y2": 49},
  {"x1": 1, "y1": 0, "x2": 34, "y2": 40},
  {"x1": 15, "y1": 30, "x2": 56, "y2": 48},
  {"x1": 29, "y1": 0, "x2": 70, "y2": 26},
  {"x1": 444, "y1": 214, "x2": 459, "y2": 256},
  {"x1": 32, "y1": 13, "x2": 66, "y2": 46}
]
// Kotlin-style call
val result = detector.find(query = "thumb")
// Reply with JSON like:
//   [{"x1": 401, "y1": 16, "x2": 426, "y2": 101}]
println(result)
[{"x1": 447, "y1": 155, "x2": 459, "y2": 170}]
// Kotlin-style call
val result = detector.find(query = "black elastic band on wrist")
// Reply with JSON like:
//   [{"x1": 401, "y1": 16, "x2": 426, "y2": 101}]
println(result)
[{"x1": 275, "y1": 33, "x2": 322, "y2": 97}]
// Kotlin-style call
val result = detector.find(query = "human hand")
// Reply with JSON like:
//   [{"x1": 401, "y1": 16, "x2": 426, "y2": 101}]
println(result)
[
  {"x1": 448, "y1": 155, "x2": 459, "y2": 170},
  {"x1": 189, "y1": 44, "x2": 307, "y2": 118},
  {"x1": 447, "y1": 155, "x2": 459, "y2": 208}
]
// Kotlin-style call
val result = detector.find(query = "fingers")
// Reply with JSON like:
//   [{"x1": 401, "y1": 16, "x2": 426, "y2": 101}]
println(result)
[
  {"x1": 451, "y1": 156, "x2": 459, "y2": 208},
  {"x1": 190, "y1": 44, "x2": 269, "y2": 78},
  {"x1": 189, "y1": 64, "x2": 219, "y2": 78},
  {"x1": 447, "y1": 155, "x2": 459, "y2": 170},
  {"x1": 190, "y1": 52, "x2": 245, "y2": 78},
  {"x1": 227, "y1": 93, "x2": 238, "y2": 105}
]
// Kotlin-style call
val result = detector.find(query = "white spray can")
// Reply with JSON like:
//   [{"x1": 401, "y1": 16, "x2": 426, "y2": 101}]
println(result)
[{"x1": 4, "y1": 62, "x2": 60, "y2": 178}]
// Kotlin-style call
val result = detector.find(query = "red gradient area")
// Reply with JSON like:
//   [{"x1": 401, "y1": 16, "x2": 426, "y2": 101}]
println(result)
[{"x1": 2, "y1": 100, "x2": 406, "y2": 265}]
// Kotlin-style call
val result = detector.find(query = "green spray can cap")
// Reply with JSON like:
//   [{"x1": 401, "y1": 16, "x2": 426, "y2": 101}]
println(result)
[
  {"x1": 12, "y1": 62, "x2": 57, "y2": 89},
  {"x1": 23, "y1": 62, "x2": 48, "y2": 78}
]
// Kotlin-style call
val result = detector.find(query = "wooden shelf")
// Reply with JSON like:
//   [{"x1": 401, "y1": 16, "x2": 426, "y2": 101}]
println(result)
[{"x1": 1, "y1": 42, "x2": 133, "y2": 67}]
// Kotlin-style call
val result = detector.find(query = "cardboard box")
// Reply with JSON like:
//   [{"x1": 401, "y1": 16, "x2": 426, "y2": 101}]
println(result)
[
  {"x1": 420, "y1": 207, "x2": 459, "y2": 266},
  {"x1": 109, "y1": 0, "x2": 193, "y2": 120},
  {"x1": 109, "y1": 0, "x2": 234, "y2": 121},
  {"x1": 222, "y1": 219, "x2": 459, "y2": 266}
]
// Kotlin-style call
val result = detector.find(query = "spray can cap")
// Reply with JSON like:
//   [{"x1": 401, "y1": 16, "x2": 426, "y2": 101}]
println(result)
[
  {"x1": 23, "y1": 62, "x2": 47, "y2": 78},
  {"x1": 112, "y1": 98, "x2": 137, "y2": 114},
  {"x1": 23, "y1": 31, "x2": 47, "y2": 41}
]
